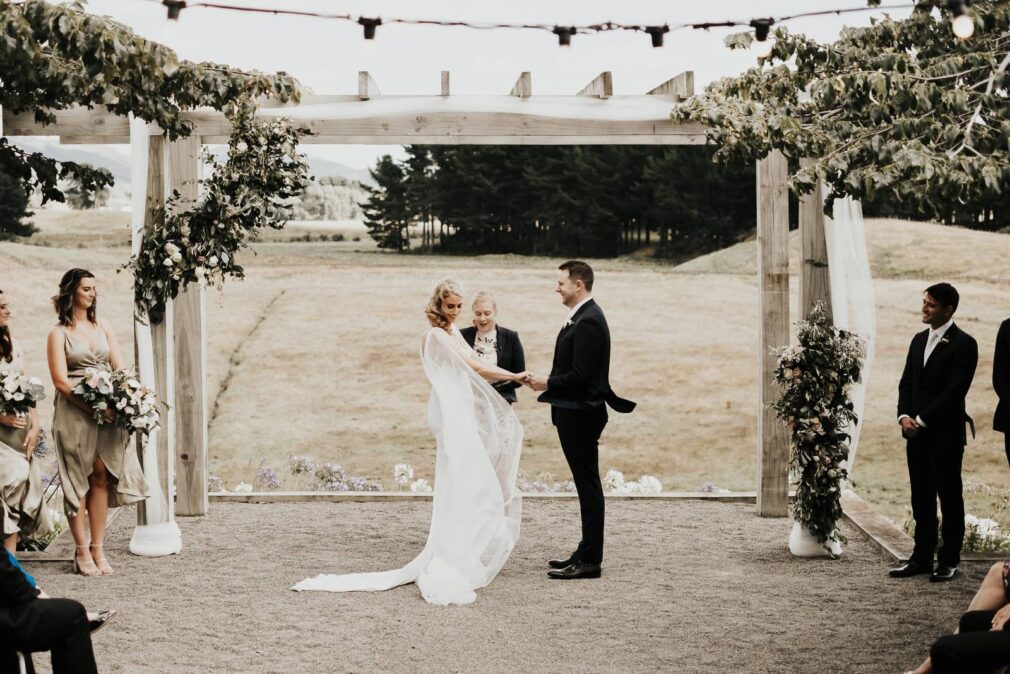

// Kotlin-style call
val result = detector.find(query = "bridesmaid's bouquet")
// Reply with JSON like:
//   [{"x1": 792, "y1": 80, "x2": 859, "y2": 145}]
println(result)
[
  {"x1": 73, "y1": 367, "x2": 161, "y2": 440},
  {"x1": 0, "y1": 368, "x2": 46, "y2": 416}
]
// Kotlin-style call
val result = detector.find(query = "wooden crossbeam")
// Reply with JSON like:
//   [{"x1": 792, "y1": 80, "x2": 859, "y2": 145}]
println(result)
[
  {"x1": 647, "y1": 71, "x2": 695, "y2": 100},
  {"x1": 509, "y1": 72, "x2": 531, "y2": 99},
  {"x1": 441, "y1": 71, "x2": 450, "y2": 96},
  {"x1": 577, "y1": 71, "x2": 613, "y2": 99},
  {"x1": 358, "y1": 71, "x2": 381, "y2": 100}
]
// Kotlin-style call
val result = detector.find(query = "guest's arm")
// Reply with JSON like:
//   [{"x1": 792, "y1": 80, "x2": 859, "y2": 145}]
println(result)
[{"x1": 918, "y1": 335, "x2": 979, "y2": 427}]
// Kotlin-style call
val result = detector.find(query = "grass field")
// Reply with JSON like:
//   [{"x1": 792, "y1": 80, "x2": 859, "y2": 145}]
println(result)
[{"x1": 2, "y1": 209, "x2": 1008, "y2": 527}]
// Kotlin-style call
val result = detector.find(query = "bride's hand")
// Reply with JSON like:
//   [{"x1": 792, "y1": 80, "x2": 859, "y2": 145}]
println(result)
[{"x1": 513, "y1": 371, "x2": 532, "y2": 383}]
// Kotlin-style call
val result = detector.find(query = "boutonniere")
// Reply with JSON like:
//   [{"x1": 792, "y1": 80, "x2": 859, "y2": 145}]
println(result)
[
  {"x1": 565, "y1": 319, "x2": 574, "y2": 328},
  {"x1": 939, "y1": 337, "x2": 950, "y2": 345}
]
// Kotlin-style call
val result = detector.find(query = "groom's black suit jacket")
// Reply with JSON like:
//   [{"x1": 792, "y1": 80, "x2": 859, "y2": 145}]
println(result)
[
  {"x1": 537, "y1": 299, "x2": 635, "y2": 414},
  {"x1": 994, "y1": 318, "x2": 1010, "y2": 433},
  {"x1": 897, "y1": 322, "x2": 978, "y2": 447}
]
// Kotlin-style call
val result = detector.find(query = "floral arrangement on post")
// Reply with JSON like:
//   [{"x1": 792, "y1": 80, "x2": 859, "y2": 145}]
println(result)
[
  {"x1": 125, "y1": 100, "x2": 310, "y2": 323},
  {"x1": 773, "y1": 302, "x2": 864, "y2": 555}
]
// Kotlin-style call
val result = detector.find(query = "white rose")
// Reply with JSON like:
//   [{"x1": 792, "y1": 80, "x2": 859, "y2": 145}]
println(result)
[
  {"x1": 163, "y1": 257, "x2": 174, "y2": 267},
  {"x1": 172, "y1": 252, "x2": 182, "y2": 263},
  {"x1": 164, "y1": 242, "x2": 180, "y2": 256},
  {"x1": 208, "y1": 256, "x2": 219, "y2": 267}
]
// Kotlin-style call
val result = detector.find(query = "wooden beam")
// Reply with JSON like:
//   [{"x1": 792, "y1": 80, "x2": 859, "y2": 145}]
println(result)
[
  {"x1": 440, "y1": 71, "x2": 450, "y2": 96},
  {"x1": 799, "y1": 158, "x2": 832, "y2": 321},
  {"x1": 358, "y1": 71, "x2": 381, "y2": 100},
  {"x1": 756, "y1": 150, "x2": 790, "y2": 517},
  {"x1": 509, "y1": 72, "x2": 531, "y2": 99},
  {"x1": 167, "y1": 136, "x2": 208, "y2": 517},
  {"x1": 647, "y1": 71, "x2": 695, "y2": 100},
  {"x1": 137, "y1": 135, "x2": 173, "y2": 526},
  {"x1": 577, "y1": 71, "x2": 613, "y2": 99}
]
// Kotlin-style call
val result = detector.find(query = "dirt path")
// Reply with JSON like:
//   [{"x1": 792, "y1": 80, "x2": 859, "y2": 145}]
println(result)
[{"x1": 23, "y1": 500, "x2": 981, "y2": 673}]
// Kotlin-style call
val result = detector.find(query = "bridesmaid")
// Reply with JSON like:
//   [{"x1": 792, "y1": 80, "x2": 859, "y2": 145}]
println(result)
[
  {"x1": 0, "y1": 289, "x2": 52, "y2": 554},
  {"x1": 459, "y1": 290, "x2": 526, "y2": 404},
  {"x1": 47, "y1": 269, "x2": 147, "y2": 576}
]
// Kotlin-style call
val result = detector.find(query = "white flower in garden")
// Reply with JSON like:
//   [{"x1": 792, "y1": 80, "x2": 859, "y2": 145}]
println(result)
[
  {"x1": 234, "y1": 482, "x2": 252, "y2": 493},
  {"x1": 171, "y1": 252, "x2": 183, "y2": 263},
  {"x1": 235, "y1": 141, "x2": 248, "y2": 153},
  {"x1": 393, "y1": 463, "x2": 414, "y2": 486},
  {"x1": 603, "y1": 469, "x2": 625, "y2": 492},
  {"x1": 163, "y1": 257, "x2": 174, "y2": 267},
  {"x1": 635, "y1": 475, "x2": 663, "y2": 494},
  {"x1": 164, "y1": 242, "x2": 180, "y2": 256},
  {"x1": 410, "y1": 478, "x2": 432, "y2": 493}
]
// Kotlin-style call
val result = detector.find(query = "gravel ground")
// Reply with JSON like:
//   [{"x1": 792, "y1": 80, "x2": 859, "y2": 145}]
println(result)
[{"x1": 22, "y1": 500, "x2": 983, "y2": 674}]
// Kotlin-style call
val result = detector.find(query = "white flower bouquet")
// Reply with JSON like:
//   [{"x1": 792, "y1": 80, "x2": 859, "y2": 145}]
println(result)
[
  {"x1": 72, "y1": 367, "x2": 161, "y2": 440},
  {"x1": 0, "y1": 369, "x2": 46, "y2": 416}
]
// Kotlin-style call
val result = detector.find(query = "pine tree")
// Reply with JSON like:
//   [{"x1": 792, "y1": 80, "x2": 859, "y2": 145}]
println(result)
[
  {"x1": 0, "y1": 166, "x2": 36, "y2": 241},
  {"x1": 362, "y1": 155, "x2": 410, "y2": 250}
]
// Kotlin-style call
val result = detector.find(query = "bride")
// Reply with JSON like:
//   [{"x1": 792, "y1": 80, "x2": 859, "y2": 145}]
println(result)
[{"x1": 293, "y1": 279, "x2": 529, "y2": 605}]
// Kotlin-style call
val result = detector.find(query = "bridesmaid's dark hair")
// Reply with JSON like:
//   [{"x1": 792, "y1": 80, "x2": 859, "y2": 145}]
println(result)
[
  {"x1": 52, "y1": 268, "x2": 97, "y2": 327},
  {"x1": 0, "y1": 289, "x2": 11, "y2": 363}
]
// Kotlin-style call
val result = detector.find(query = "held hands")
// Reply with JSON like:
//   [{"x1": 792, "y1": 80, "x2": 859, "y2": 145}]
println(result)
[
  {"x1": 0, "y1": 413, "x2": 27, "y2": 430},
  {"x1": 522, "y1": 373, "x2": 549, "y2": 392}
]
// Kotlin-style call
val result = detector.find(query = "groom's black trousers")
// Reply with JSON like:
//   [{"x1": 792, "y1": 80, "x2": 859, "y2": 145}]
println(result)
[
  {"x1": 906, "y1": 437, "x2": 965, "y2": 568},
  {"x1": 553, "y1": 405, "x2": 608, "y2": 565}
]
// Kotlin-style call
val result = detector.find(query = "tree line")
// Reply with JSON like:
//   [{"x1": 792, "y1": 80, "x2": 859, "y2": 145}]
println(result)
[{"x1": 361, "y1": 146, "x2": 757, "y2": 260}]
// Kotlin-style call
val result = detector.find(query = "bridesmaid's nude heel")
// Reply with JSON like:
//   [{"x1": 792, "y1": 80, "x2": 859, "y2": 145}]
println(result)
[
  {"x1": 73, "y1": 545, "x2": 101, "y2": 577},
  {"x1": 90, "y1": 544, "x2": 113, "y2": 576}
]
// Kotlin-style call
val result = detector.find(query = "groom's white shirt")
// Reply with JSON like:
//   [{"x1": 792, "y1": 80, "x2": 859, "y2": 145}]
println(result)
[{"x1": 566, "y1": 296, "x2": 593, "y2": 325}]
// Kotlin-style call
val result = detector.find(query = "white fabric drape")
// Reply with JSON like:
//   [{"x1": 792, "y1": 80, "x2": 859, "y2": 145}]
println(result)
[
  {"x1": 128, "y1": 116, "x2": 182, "y2": 556},
  {"x1": 294, "y1": 327, "x2": 523, "y2": 605},
  {"x1": 823, "y1": 196, "x2": 876, "y2": 472}
]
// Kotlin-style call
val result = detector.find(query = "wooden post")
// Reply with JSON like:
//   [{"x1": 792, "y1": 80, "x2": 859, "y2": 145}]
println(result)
[
  {"x1": 168, "y1": 136, "x2": 208, "y2": 516},
  {"x1": 756, "y1": 150, "x2": 790, "y2": 517},
  {"x1": 137, "y1": 135, "x2": 175, "y2": 525},
  {"x1": 646, "y1": 72, "x2": 695, "y2": 100},
  {"x1": 798, "y1": 158, "x2": 832, "y2": 321},
  {"x1": 509, "y1": 72, "x2": 532, "y2": 99},
  {"x1": 577, "y1": 71, "x2": 613, "y2": 99},
  {"x1": 358, "y1": 71, "x2": 381, "y2": 100},
  {"x1": 440, "y1": 71, "x2": 450, "y2": 97}
]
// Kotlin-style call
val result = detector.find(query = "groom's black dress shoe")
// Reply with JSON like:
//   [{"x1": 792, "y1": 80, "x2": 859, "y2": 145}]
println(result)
[
  {"x1": 547, "y1": 561, "x2": 601, "y2": 580},
  {"x1": 888, "y1": 560, "x2": 931, "y2": 578},
  {"x1": 548, "y1": 557, "x2": 574, "y2": 569},
  {"x1": 930, "y1": 566, "x2": 959, "y2": 582}
]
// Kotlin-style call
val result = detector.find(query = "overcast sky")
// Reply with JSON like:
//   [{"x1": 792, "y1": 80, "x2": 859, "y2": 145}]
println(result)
[{"x1": 83, "y1": 0, "x2": 915, "y2": 168}]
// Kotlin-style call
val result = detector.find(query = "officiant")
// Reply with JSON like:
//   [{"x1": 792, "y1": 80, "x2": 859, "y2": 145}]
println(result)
[{"x1": 460, "y1": 291, "x2": 526, "y2": 404}]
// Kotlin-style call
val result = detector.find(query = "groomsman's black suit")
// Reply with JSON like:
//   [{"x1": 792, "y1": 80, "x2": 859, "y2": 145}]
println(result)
[
  {"x1": 538, "y1": 298, "x2": 635, "y2": 566},
  {"x1": 898, "y1": 322, "x2": 978, "y2": 569},
  {"x1": 994, "y1": 318, "x2": 1010, "y2": 465},
  {"x1": 459, "y1": 325, "x2": 526, "y2": 404}
]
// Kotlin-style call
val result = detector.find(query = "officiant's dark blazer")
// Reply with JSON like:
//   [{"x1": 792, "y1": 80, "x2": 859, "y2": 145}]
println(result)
[
  {"x1": 897, "y1": 323, "x2": 978, "y2": 447},
  {"x1": 459, "y1": 325, "x2": 525, "y2": 404},
  {"x1": 994, "y1": 318, "x2": 1010, "y2": 433},
  {"x1": 537, "y1": 299, "x2": 635, "y2": 414}
]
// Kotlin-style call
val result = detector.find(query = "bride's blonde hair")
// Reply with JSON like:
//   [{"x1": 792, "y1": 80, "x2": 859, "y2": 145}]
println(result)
[{"x1": 425, "y1": 278, "x2": 464, "y2": 329}]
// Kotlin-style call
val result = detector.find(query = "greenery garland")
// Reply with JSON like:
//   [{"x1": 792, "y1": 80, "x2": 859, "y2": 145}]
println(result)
[
  {"x1": 773, "y1": 303, "x2": 865, "y2": 553},
  {"x1": 125, "y1": 102, "x2": 309, "y2": 322}
]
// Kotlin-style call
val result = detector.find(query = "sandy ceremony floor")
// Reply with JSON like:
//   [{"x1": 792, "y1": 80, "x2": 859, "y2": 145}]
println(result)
[{"x1": 22, "y1": 500, "x2": 985, "y2": 674}]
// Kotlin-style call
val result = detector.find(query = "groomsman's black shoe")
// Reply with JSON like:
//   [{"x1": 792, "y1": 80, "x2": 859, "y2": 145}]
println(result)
[
  {"x1": 548, "y1": 557, "x2": 574, "y2": 569},
  {"x1": 888, "y1": 560, "x2": 931, "y2": 578},
  {"x1": 547, "y1": 561, "x2": 601, "y2": 580},
  {"x1": 930, "y1": 566, "x2": 959, "y2": 582}
]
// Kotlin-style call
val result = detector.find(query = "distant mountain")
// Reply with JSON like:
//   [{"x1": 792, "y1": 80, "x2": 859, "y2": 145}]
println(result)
[{"x1": 9, "y1": 138, "x2": 376, "y2": 188}]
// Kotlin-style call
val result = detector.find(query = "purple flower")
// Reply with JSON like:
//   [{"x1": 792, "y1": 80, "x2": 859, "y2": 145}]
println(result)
[
  {"x1": 315, "y1": 462, "x2": 345, "y2": 485},
  {"x1": 288, "y1": 455, "x2": 315, "y2": 476},
  {"x1": 254, "y1": 465, "x2": 281, "y2": 490},
  {"x1": 32, "y1": 433, "x2": 50, "y2": 458}
]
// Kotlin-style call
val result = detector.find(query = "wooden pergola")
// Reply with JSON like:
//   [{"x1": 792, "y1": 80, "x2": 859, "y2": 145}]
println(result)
[{"x1": 2, "y1": 70, "x2": 832, "y2": 519}]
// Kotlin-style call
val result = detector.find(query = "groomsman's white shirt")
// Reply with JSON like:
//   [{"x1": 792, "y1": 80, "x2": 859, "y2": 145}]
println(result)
[
  {"x1": 899, "y1": 317, "x2": 955, "y2": 428},
  {"x1": 566, "y1": 296, "x2": 593, "y2": 325}
]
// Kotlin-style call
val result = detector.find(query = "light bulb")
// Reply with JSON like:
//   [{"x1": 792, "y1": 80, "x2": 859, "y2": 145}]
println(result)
[
  {"x1": 752, "y1": 38, "x2": 774, "y2": 60},
  {"x1": 952, "y1": 14, "x2": 975, "y2": 39}
]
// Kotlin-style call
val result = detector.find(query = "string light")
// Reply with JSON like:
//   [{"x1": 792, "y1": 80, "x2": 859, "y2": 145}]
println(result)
[
  {"x1": 358, "y1": 16, "x2": 381, "y2": 40},
  {"x1": 144, "y1": 2, "x2": 943, "y2": 49},
  {"x1": 750, "y1": 18, "x2": 775, "y2": 59},
  {"x1": 162, "y1": 0, "x2": 185, "y2": 21},
  {"x1": 950, "y1": 0, "x2": 975, "y2": 39},
  {"x1": 645, "y1": 25, "x2": 670, "y2": 48},
  {"x1": 552, "y1": 26, "x2": 575, "y2": 47}
]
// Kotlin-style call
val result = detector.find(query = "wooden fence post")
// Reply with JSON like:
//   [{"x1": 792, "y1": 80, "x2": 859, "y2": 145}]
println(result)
[{"x1": 756, "y1": 150, "x2": 790, "y2": 517}]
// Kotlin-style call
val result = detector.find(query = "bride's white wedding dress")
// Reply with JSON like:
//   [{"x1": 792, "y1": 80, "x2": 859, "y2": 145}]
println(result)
[{"x1": 292, "y1": 326, "x2": 523, "y2": 605}]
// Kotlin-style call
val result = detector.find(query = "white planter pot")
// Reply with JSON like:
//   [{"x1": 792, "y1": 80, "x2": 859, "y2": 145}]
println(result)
[{"x1": 789, "y1": 520, "x2": 842, "y2": 557}]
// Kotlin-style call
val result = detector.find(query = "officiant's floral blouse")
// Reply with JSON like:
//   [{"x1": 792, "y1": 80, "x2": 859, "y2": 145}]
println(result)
[{"x1": 473, "y1": 331, "x2": 498, "y2": 367}]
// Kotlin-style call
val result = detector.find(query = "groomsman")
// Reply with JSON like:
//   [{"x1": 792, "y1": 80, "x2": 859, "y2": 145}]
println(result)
[
  {"x1": 995, "y1": 317, "x2": 1010, "y2": 466},
  {"x1": 890, "y1": 283, "x2": 978, "y2": 583}
]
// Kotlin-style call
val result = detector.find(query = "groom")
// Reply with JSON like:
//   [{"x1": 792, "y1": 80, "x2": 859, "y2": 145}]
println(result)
[{"x1": 526, "y1": 261, "x2": 635, "y2": 580}]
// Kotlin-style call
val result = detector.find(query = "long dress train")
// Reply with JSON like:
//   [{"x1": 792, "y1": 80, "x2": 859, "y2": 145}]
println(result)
[{"x1": 293, "y1": 326, "x2": 523, "y2": 605}]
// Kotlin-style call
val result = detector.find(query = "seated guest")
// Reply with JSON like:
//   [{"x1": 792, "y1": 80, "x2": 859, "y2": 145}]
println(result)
[
  {"x1": 0, "y1": 547, "x2": 108, "y2": 674},
  {"x1": 459, "y1": 290, "x2": 526, "y2": 404},
  {"x1": 904, "y1": 561, "x2": 1010, "y2": 673}
]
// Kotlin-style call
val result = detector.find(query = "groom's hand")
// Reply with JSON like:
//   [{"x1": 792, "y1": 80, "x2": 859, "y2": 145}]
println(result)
[{"x1": 526, "y1": 374, "x2": 549, "y2": 392}]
